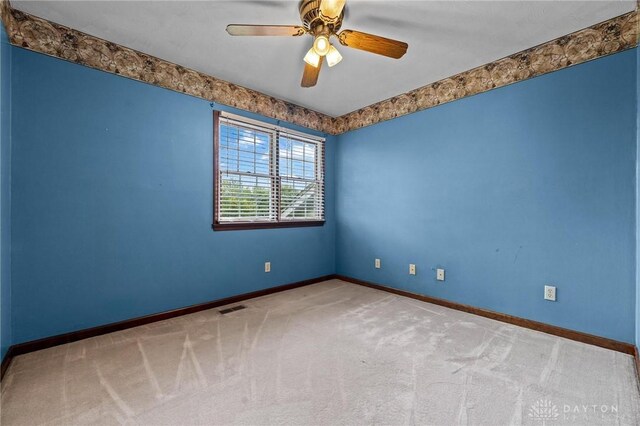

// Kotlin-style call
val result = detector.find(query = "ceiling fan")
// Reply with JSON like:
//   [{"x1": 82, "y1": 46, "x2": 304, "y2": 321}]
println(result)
[{"x1": 226, "y1": 0, "x2": 408, "y2": 87}]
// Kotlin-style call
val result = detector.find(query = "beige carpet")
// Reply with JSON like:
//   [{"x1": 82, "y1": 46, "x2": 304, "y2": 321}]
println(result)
[{"x1": 1, "y1": 279, "x2": 639, "y2": 425}]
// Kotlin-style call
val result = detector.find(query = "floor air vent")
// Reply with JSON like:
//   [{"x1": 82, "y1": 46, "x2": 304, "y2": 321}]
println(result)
[{"x1": 219, "y1": 305, "x2": 247, "y2": 315}]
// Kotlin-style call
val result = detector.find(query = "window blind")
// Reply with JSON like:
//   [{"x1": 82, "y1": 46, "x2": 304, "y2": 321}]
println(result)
[
  {"x1": 278, "y1": 132, "x2": 324, "y2": 221},
  {"x1": 214, "y1": 111, "x2": 325, "y2": 229}
]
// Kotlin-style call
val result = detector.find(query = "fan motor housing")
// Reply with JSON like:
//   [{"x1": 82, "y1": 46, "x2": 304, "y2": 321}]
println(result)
[{"x1": 299, "y1": 0, "x2": 343, "y2": 35}]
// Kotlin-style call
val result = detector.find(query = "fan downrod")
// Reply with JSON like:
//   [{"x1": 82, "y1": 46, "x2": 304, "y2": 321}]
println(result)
[{"x1": 299, "y1": 0, "x2": 343, "y2": 36}]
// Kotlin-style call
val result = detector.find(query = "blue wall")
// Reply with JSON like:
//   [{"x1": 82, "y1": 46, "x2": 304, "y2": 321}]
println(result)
[
  {"x1": 0, "y1": 25, "x2": 11, "y2": 358},
  {"x1": 4, "y1": 42, "x2": 640, "y2": 347},
  {"x1": 336, "y1": 49, "x2": 638, "y2": 343},
  {"x1": 636, "y1": 44, "x2": 640, "y2": 347},
  {"x1": 10, "y1": 47, "x2": 335, "y2": 344}
]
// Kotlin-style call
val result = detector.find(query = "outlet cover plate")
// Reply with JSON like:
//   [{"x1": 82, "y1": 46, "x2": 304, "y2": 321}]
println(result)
[
  {"x1": 409, "y1": 264, "x2": 416, "y2": 275},
  {"x1": 544, "y1": 285, "x2": 556, "y2": 301}
]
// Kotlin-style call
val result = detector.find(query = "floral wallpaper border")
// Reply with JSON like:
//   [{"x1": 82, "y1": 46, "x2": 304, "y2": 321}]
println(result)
[
  {"x1": 1, "y1": 0, "x2": 638, "y2": 135},
  {"x1": 333, "y1": 7, "x2": 639, "y2": 134},
  {"x1": 0, "y1": 1, "x2": 335, "y2": 134}
]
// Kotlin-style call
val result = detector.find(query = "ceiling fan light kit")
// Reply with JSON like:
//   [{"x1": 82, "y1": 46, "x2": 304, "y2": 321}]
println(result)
[
  {"x1": 226, "y1": 0, "x2": 408, "y2": 87},
  {"x1": 326, "y1": 45, "x2": 343, "y2": 67},
  {"x1": 313, "y1": 34, "x2": 331, "y2": 56},
  {"x1": 304, "y1": 48, "x2": 322, "y2": 67}
]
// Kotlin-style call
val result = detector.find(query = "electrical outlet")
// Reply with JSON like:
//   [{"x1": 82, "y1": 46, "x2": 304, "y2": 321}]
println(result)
[
  {"x1": 265, "y1": 262, "x2": 271, "y2": 273},
  {"x1": 544, "y1": 285, "x2": 556, "y2": 301},
  {"x1": 436, "y1": 268, "x2": 445, "y2": 281},
  {"x1": 409, "y1": 264, "x2": 416, "y2": 275},
  {"x1": 375, "y1": 258, "x2": 381, "y2": 269}
]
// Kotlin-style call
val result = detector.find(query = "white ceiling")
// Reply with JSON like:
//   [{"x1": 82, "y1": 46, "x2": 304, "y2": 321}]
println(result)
[{"x1": 13, "y1": 1, "x2": 636, "y2": 116}]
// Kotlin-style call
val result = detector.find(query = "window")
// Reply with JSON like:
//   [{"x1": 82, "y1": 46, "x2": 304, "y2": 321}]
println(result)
[{"x1": 213, "y1": 111, "x2": 325, "y2": 230}]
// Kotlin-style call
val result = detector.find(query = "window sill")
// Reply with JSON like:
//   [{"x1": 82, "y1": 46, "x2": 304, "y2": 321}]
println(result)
[{"x1": 212, "y1": 220, "x2": 325, "y2": 231}]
